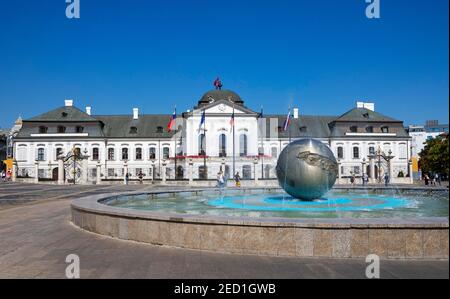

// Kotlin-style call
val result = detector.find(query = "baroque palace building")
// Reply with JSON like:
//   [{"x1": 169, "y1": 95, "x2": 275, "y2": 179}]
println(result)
[{"x1": 12, "y1": 88, "x2": 413, "y2": 185}]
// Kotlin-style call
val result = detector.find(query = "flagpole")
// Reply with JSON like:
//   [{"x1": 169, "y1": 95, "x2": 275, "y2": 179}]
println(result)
[
  {"x1": 232, "y1": 105, "x2": 236, "y2": 178},
  {"x1": 260, "y1": 106, "x2": 264, "y2": 179},
  {"x1": 203, "y1": 109, "x2": 207, "y2": 180},
  {"x1": 288, "y1": 106, "x2": 292, "y2": 143},
  {"x1": 174, "y1": 106, "x2": 177, "y2": 180}
]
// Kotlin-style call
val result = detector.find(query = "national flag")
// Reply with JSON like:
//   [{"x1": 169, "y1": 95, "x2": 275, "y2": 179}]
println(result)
[
  {"x1": 229, "y1": 107, "x2": 235, "y2": 132},
  {"x1": 283, "y1": 109, "x2": 292, "y2": 131},
  {"x1": 198, "y1": 110, "x2": 206, "y2": 132},
  {"x1": 167, "y1": 108, "x2": 177, "y2": 132}
]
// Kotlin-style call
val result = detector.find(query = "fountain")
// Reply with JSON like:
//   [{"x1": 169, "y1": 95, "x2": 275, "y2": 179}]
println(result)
[
  {"x1": 71, "y1": 139, "x2": 449, "y2": 259},
  {"x1": 276, "y1": 139, "x2": 338, "y2": 200}
]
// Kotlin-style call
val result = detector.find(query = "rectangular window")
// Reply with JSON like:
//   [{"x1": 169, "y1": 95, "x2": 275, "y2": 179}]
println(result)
[
  {"x1": 337, "y1": 147, "x2": 344, "y2": 159},
  {"x1": 353, "y1": 147, "x2": 359, "y2": 159},
  {"x1": 122, "y1": 148, "x2": 129, "y2": 160},
  {"x1": 92, "y1": 148, "x2": 99, "y2": 160},
  {"x1": 163, "y1": 147, "x2": 170, "y2": 159},
  {"x1": 135, "y1": 148, "x2": 142, "y2": 160},
  {"x1": 108, "y1": 148, "x2": 115, "y2": 160},
  {"x1": 149, "y1": 147, "x2": 156, "y2": 159}
]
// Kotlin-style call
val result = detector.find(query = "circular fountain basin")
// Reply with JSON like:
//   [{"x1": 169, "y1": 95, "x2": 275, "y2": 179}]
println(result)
[{"x1": 71, "y1": 188, "x2": 449, "y2": 259}]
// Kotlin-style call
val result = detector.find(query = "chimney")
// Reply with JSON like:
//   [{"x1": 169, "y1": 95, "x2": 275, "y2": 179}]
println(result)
[
  {"x1": 364, "y1": 102, "x2": 375, "y2": 111},
  {"x1": 356, "y1": 101, "x2": 375, "y2": 111},
  {"x1": 86, "y1": 106, "x2": 92, "y2": 115},
  {"x1": 293, "y1": 108, "x2": 299, "y2": 119},
  {"x1": 65, "y1": 99, "x2": 73, "y2": 107},
  {"x1": 133, "y1": 108, "x2": 139, "y2": 120}
]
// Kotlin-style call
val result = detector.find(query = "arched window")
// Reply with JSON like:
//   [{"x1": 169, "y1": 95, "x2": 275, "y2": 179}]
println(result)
[
  {"x1": 149, "y1": 147, "x2": 156, "y2": 159},
  {"x1": 108, "y1": 148, "x2": 115, "y2": 160},
  {"x1": 271, "y1": 147, "x2": 278, "y2": 158},
  {"x1": 135, "y1": 148, "x2": 142, "y2": 160},
  {"x1": 353, "y1": 147, "x2": 360, "y2": 159},
  {"x1": 219, "y1": 134, "x2": 226, "y2": 157},
  {"x1": 37, "y1": 148, "x2": 45, "y2": 161},
  {"x1": 121, "y1": 148, "x2": 129, "y2": 160},
  {"x1": 198, "y1": 134, "x2": 206, "y2": 155},
  {"x1": 17, "y1": 145, "x2": 27, "y2": 161},
  {"x1": 92, "y1": 148, "x2": 99, "y2": 160},
  {"x1": 56, "y1": 147, "x2": 64, "y2": 160},
  {"x1": 163, "y1": 147, "x2": 170, "y2": 159},
  {"x1": 239, "y1": 134, "x2": 248, "y2": 157},
  {"x1": 337, "y1": 146, "x2": 344, "y2": 159},
  {"x1": 369, "y1": 146, "x2": 375, "y2": 156}
]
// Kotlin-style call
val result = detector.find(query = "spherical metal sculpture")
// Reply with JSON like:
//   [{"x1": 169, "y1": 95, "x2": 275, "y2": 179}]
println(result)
[{"x1": 276, "y1": 139, "x2": 338, "y2": 201}]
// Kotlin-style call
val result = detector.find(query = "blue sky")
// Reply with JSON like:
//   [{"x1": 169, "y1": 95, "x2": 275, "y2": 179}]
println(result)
[{"x1": 0, "y1": 0, "x2": 448, "y2": 128}]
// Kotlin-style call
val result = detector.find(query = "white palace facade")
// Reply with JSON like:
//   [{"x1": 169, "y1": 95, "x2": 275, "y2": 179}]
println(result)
[{"x1": 12, "y1": 89, "x2": 413, "y2": 185}]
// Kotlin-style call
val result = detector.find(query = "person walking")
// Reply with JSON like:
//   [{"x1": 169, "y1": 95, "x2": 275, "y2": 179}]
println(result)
[
  {"x1": 125, "y1": 172, "x2": 130, "y2": 185},
  {"x1": 362, "y1": 173, "x2": 368, "y2": 186},
  {"x1": 384, "y1": 173, "x2": 389, "y2": 187},
  {"x1": 436, "y1": 173, "x2": 442, "y2": 186},
  {"x1": 350, "y1": 174, "x2": 355, "y2": 186},
  {"x1": 424, "y1": 174, "x2": 429, "y2": 186},
  {"x1": 234, "y1": 172, "x2": 241, "y2": 187},
  {"x1": 138, "y1": 171, "x2": 144, "y2": 184}
]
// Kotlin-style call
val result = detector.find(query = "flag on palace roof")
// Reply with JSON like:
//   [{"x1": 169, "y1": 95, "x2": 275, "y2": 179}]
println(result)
[{"x1": 167, "y1": 108, "x2": 177, "y2": 132}]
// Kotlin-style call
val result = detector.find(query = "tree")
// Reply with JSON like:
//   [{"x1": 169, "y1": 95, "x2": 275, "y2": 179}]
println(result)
[{"x1": 418, "y1": 134, "x2": 449, "y2": 178}]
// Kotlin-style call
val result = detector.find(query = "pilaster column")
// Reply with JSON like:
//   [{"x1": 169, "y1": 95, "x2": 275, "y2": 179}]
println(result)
[
  {"x1": 188, "y1": 159, "x2": 194, "y2": 185},
  {"x1": 337, "y1": 160, "x2": 341, "y2": 185},
  {"x1": 12, "y1": 160, "x2": 17, "y2": 182},
  {"x1": 96, "y1": 161, "x2": 102, "y2": 185},
  {"x1": 58, "y1": 159, "x2": 64, "y2": 185},
  {"x1": 409, "y1": 160, "x2": 414, "y2": 184},
  {"x1": 34, "y1": 161, "x2": 39, "y2": 184},
  {"x1": 48, "y1": 162, "x2": 52, "y2": 180},
  {"x1": 370, "y1": 158, "x2": 375, "y2": 184}
]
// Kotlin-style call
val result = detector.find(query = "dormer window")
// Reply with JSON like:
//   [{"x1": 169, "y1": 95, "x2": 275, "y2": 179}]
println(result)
[
  {"x1": 156, "y1": 126, "x2": 163, "y2": 133},
  {"x1": 57, "y1": 126, "x2": 66, "y2": 133},
  {"x1": 129, "y1": 127, "x2": 138, "y2": 134},
  {"x1": 363, "y1": 113, "x2": 370, "y2": 119},
  {"x1": 299, "y1": 126, "x2": 307, "y2": 133},
  {"x1": 365, "y1": 126, "x2": 374, "y2": 133},
  {"x1": 350, "y1": 126, "x2": 358, "y2": 133},
  {"x1": 76, "y1": 126, "x2": 84, "y2": 133},
  {"x1": 381, "y1": 126, "x2": 389, "y2": 133},
  {"x1": 61, "y1": 112, "x2": 68, "y2": 118},
  {"x1": 39, "y1": 126, "x2": 48, "y2": 134}
]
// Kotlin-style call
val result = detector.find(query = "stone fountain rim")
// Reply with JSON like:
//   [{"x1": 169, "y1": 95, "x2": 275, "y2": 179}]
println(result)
[{"x1": 71, "y1": 187, "x2": 449, "y2": 229}]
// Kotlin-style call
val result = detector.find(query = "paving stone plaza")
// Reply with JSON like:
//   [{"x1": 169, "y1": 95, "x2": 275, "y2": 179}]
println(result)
[{"x1": 0, "y1": 182, "x2": 448, "y2": 279}]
